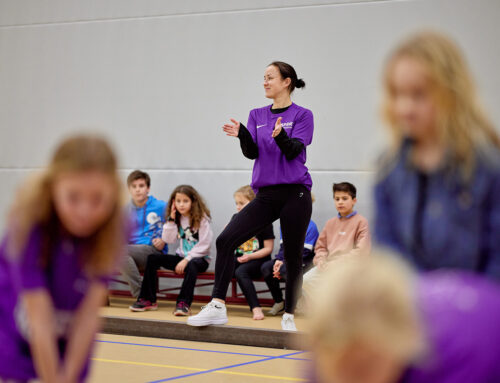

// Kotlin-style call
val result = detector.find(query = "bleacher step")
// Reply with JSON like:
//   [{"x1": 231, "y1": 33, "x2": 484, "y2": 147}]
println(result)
[{"x1": 101, "y1": 315, "x2": 306, "y2": 350}]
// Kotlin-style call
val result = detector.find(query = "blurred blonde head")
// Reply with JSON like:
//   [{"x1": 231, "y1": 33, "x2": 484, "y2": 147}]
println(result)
[
  {"x1": 382, "y1": 30, "x2": 500, "y2": 179},
  {"x1": 234, "y1": 185, "x2": 256, "y2": 202},
  {"x1": 310, "y1": 254, "x2": 425, "y2": 383},
  {"x1": 8, "y1": 134, "x2": 125, "y2": 275}
]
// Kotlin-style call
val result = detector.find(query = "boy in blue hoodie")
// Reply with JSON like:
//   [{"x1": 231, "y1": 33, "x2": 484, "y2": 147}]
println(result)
[{"x1": 122, "y1": 170, "x2": 168, "y2": 297}]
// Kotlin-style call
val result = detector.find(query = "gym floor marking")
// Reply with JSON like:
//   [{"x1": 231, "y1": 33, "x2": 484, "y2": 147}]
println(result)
[
  {"x1": 92, "y1": 350, "x2": 307, "y2": 382},
  {"x1": 95, "y1": 339, "x2": 311, "y2": 360}
]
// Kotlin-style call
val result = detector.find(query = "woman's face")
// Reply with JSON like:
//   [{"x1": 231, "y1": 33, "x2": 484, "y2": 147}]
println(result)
[
  {"x1": 389, "y1": 57, "x2": 438, "y2": 143},
  {"x1": 263, "y1": 65, "x2": 291, "y2": 99},
  {"x1": 52, "y1": 171, "x2": 116, "y2": 238}
]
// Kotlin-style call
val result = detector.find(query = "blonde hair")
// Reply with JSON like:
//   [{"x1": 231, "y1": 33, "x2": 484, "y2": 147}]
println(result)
[
  {"x1": 382, "y1": 30, "x2": 500, "y2": 179},
  {"x1": 234, "y1": 185, "x2": 256, "y2": 202},
  {"x1": 310, "y1": 254, "x2": 425, "y2": 362},
  {"x1": 8, "y1": 135, "x2": 125, "y2": 276},
  {"x1": 166, "y1": 185, "x2": 211, "y2": 231}
]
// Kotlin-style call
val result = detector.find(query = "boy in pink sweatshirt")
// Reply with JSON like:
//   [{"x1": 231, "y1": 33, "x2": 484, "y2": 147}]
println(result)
[{"x1": 302, "y1": 182, "x2": 371, "y2": 300}]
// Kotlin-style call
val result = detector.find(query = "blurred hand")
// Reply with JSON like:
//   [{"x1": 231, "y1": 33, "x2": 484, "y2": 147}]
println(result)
[
  {"x1": 313, "y1": 253, "x2": 326, "y2": 267},
  {"x1": 317, "y1": 257, "x2": 327, "y2": 271},
  {"x1": 223, "y1": 119, "x2": 240, "y2": 137},
  {"x1": 175, "y1": 258, "x2": 188, "y2": 274},
  {"x1": 170, "y1": 202, "x2": 177, "y2": 220},
  {"x1": 273, "y1": 260, "x2": 283, "y2": 279},
  {"x1": 237, "y1": 254, "x2": 250, "y2": 263},
  {"x1": 152, "y1": 238, "x2": 165, "y2": 251}
]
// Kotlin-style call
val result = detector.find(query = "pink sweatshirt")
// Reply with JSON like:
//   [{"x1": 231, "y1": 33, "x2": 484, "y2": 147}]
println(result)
[
  {"x1": 314, "y1": 213, "x2": 371, "y2": 259},
  {"x1": 162, "y1": 215, "x2": 213, "y2": 262}
]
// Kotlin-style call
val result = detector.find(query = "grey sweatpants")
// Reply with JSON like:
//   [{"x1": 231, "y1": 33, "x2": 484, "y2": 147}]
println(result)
[{"x1": 121, "y1": 244, "x2": 163, "y2": 298}]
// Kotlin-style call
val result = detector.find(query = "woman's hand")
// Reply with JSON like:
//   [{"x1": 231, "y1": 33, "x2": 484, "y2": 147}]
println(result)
[
  {"x1": 271, "y1": 117, "x2": 282, "y2": 138},
  {"x1": 175, "y1": 258, "x2": 189, "y2": 274},
  {"x1": 223, "y1": 119, "x2": 241, "y2": 137},
  {"x1": 170, "y1": 202, "x2": 177, "y2": 220}
]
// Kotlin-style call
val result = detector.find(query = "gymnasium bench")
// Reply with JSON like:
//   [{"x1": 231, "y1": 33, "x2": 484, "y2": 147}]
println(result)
[{"x1": 109, "y1": 270, "x2": 283, "y2": 307}]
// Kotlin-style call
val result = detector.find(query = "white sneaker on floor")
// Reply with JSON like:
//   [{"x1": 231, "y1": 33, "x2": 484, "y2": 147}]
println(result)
[
  {"x1": 268, "y1": 301, "x2": 285, "y2": 316},
  {"x1": 281, "y1": 313, "x2": 297, "y2": 331},
  {"x1": 187, "y1": 300, "x2": 228, "y2": 326}
]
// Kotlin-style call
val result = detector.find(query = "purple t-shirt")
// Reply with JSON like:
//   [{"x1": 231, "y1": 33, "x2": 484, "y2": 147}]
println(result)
[
  {"x1": 247, "y1": 103, "x2": 314, "y2": 192},
  {"x1": 403, "y1": 272, "x2": 500, "y2": 382},
  {"x1": 0, "y1": 228, "x2": 113, "y2": 381}
]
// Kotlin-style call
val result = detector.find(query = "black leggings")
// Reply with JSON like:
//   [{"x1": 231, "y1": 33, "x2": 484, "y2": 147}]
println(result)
[
  {"x1": 234, "y1": 256, "x2": 271, "y2": 310},
  {"x1": 212, "y1": 184, "x2": 312, "y2": 313},
  {"x1": 139, "y1": 254, "x2": 209, "y2": 306}
]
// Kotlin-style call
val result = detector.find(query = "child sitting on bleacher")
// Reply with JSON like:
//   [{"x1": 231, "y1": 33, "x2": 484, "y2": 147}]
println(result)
[
  {"x1": 122, "y1": 170, "x2": 168, "y2": 298},
  {"x1": 129, "y1": 185, "x2": 213, "y2": 316},
  {"x1": 261, "y1": 194, "x2": 319, "y2": 316},
  {"x1": 233, "y1": 185, "x2": 275, "y2": 320},
  {"x1": 302, "y1": 182, "x2": 371, "y2": 304}
]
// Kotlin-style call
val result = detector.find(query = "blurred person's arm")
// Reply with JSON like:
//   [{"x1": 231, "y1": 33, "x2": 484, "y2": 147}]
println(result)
[
  {"x1": 246, "y1": 239, "x2": 274, "y2": 261},
  {"x1": 374, "y1": 181, "x2": 405, "y2": 254},
  {"x1": 485, "y1": 174, "x2": 500, "y2": 280},
  {"x1": 61, "y1": 281, "x2": 107, "y2": 382},
  {"x1": 22, "y1": 289, "x2": 61, "y2": 382},
  {"x1": 162, "y1": 221, "x2": 178, "y2": 244},
  {"x1": 348, "y1": 220, "x2": 372, "y2": 257},
  {"x1": 313, "y1": 225, "x2": 329, "y2": 264}
]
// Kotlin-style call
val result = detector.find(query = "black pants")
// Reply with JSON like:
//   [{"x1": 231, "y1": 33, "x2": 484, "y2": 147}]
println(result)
[
  {"x1": 213, "y1": 184, "x2": 312, "y2": 314},
  {"x1": 234, "y1": 256, "x2": 271, "y2": 310},
  {"x1": 261, "y1": 259, "x2": 314, "y2": 304},
  {"x1": 139, "y1": 254, "x2": 209, "y2": 306},
  {"x1": 261, "y1": 259, "x2": 285, "y2": 303}
]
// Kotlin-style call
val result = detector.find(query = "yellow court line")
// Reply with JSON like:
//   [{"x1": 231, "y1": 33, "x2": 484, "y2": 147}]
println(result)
[{"x1": 92, "y1": 358, "x2": 307, "y2": 382}]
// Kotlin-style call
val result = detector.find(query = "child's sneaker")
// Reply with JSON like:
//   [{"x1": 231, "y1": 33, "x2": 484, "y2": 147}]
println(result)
[
  {"x1": 129, "y1": 299, "x2": 158, "y2": 312},
  {"x1": 268, "y1": 301, "x2": 285, "y2": 316},
  {"x1": 281, "y1": 313, "x2": 297, "y2": 331},
  {"x1": 187, "y1": 300, "x2": 228, "y2": 326},
  {"x1": 173, "y1": 301, "x2": 191, "y2": 316}
]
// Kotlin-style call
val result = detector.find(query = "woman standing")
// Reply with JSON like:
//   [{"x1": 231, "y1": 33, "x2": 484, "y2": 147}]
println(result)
[{"x1": 188, "y1": 61, "x2": 314, "y2": 331}]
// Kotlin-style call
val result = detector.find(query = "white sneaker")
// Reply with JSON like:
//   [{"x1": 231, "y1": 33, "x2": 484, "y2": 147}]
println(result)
[
  {"x1": 281, "y1": 313, "x2": 297, "y2": 331},
  {"x1": 187, "y1": 300, "x2": 228, "y2": 326},
  {"x1": 268, "y1": 301, "x2": 285, "y2": 316}
]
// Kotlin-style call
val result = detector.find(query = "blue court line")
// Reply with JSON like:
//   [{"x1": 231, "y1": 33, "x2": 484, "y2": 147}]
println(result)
[
  {"x1": 147, "y1": 350, "x2": 306, "y2": 382},
  {"x1": 96, "y1": 339, "x2": 311, "y2": 361}
]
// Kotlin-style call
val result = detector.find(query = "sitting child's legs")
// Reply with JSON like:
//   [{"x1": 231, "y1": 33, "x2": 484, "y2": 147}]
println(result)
[
  {"x1": 122, "y1": 244, "x2": 161, "y2": 298},
  {"x1": 261, "y1": 259, "x2": 284, "y2": 303},
  {"x1": 235, "y1": 260, "x2": 266, "y2": 320},
  {"x1": 178, "y1": 257, "x2": 209, "y2": 307}
]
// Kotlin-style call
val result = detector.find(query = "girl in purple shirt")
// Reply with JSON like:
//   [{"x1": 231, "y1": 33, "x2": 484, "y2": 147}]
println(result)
[
  {"x1": 188, "y1": 61, "x2": 314, "y2": 331},
  {"x1": 0, "y1": 135, "x2": 125, "y2": 382}
]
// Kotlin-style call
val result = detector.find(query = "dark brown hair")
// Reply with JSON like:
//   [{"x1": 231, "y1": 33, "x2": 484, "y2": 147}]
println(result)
[
  {"x1": 269, "y1": 61, "x2": 306, "y2": 93},
  {"x1": 333, "y1": 182, "x2": 357, "y2": 199},
  {"x1": 127, "y1": 170, "x2": 151, "y2": 187}
]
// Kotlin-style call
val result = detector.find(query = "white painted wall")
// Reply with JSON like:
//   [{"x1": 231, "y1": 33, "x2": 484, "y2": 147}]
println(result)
[{"x1": 1, "y1": 0, "x2": 499, "y2": 270}]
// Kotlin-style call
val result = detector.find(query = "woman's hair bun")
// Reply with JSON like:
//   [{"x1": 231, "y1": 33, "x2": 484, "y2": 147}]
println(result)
[{"x1": 295, "y1": 78, "x2": 306, "y2": 89}]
